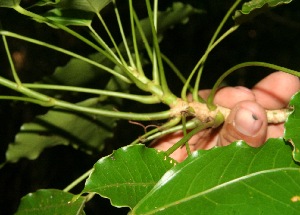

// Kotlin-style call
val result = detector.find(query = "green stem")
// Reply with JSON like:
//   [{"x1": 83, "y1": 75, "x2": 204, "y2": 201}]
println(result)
[
  {"x1": 133, "y1": 10, "x2": 153, "y2": 64},
  {"x1": 182, "y1": 114, "x2": 191, "y2": 156},
  {"x1": 92, "y1": 12, "x2": 125, "y2": 64},
  {"x1": 0, "y1": 75, "x2": 170, "y2": 120},
  {"x1": 130, "y1": 116, "x2": 181, "y2": 145},
  {"x1": 0, "y1": 96, "x2": 51, "y2": 106},
  {"x1": 0, "y1": 30, "x2": 131, "y2": 83},
  {"x1": 129, "y1": 0, "x2": 144, "y2": 75},
  {"x1": 207, "y1": 0, "x2": 242, "y2": 48},
  {"x1": 112, "y1": 0, "x2": 135, "y2": 68},
  {"x1": 165, "y1": 120, "x2": 214, "y2": 156},
  {"x1": 63, "y1": 168, "x2": 93, "y2": 192},
  {"x1": 141, "y1": 118, "x2": 201, "y2": 143},
  {"x1": 184, "y1": 0, "x2": 242, "y2": 102},
  {"x1": 145, "y1": 0, "x2": 171, "y2": 96},
  {"x1": 55, "y1": 99, "x2": 171, "y2": 120},
  {"x1": 2, "y1": 34, "x2": 21, "y2": 86},
  {"x1": 192, "y1": 25, "x2": 239, "y2": 102},
  {"x1": 207, "y1": 61, "x2": 300, "y2": 109},
  {"x1": 88, "y1": 25, "x2": 122, "y2": 64},
  {"x1": 161, "y1": 54, "x2": 193, "y2": 92},
  {"x1": 181, "y1": 25, "x2": 239, "y2": 101},
  {"x1": 24, "y1": 83, "x2": 160, "y2": 104}
]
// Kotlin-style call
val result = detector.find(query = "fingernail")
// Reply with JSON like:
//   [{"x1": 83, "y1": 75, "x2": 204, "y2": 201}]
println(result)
[{"x1": 234, "y1": 108, "x2": 262, "y2": 136}]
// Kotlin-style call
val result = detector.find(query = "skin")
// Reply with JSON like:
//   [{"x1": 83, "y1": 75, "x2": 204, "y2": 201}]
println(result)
[{"x1": 152, "y1": 72, "x2": 300, "y2": 162}]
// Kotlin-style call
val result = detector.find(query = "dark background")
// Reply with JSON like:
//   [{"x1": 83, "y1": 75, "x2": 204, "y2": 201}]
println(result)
[{"x1": 0, "y1": 0, "x2": 300, "y2": 214}]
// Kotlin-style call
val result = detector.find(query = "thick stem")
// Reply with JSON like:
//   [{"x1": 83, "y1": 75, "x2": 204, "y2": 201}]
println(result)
[{"x1": 171, "y1": 99, "x2": 292, "y2": 124}]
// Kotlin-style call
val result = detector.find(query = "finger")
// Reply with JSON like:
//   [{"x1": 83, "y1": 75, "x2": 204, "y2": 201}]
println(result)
[
  {"x1": 214, "y1": 86, "x2": 256, "y2": 108},
  {"x1": 252, "y1": 71, "x2": 300, "y2": 109},
  {"x1": 218, "y1": 101, "x2": 268, "y2": 147}
]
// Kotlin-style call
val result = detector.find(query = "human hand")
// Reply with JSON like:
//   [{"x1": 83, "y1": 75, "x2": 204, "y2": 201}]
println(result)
[{"x1": 152, "y1": 72, "x2": 300, "y2": 162}]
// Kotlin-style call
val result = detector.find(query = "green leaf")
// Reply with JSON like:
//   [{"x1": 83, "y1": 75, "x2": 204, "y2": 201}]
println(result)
[
  {"x1": 233, "y1": 0, "x2": 293, "y2": 24},
  {"x1": 284, "y1": 91, "x2": 300, "y2": 162},
  {"x1": 5, "y1": 98, "x2": 117, "y2": 163},
  {"x1": 132, "y1": 139, "x2": 300, "y2": 214},
  {"x1": 83, "y1": 144, "x2": 177, "y2": 209},
  {"x1": 0, "y1": 0, "x2": 20, "y2": 8},
  {"x1": 33, "y1": 0, "x2": 111, "y2": 13},
  {"x1": 31, "y1": 0, "x2": 111, "y2": 26},
  {"x1": 57, "y1": 0, "x2": 111, "y2": 13},
  {"x1": 15, "y1": 189, "x2": 86, "y2": 215},
  {"x1": 42, "y1": 8, "x2": 95, "y2": 26}
]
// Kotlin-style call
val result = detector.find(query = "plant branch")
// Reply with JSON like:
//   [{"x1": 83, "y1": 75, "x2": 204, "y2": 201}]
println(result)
[
  {"x1": 63, "y1": 168, "x2": 93, "y2": 192},
  {"x1": 181, "y1": 25, "x2": 239, "y2": 101},
  {"x1": 0, "y1": 30, "x2": 131, "y2": 83},
  {"x1": 130, "y1": 116, "x2": 181, "y2": 145},
  {"x1": 112, "y1": 0, "x2": 135, "y2": 68},
  {"x1": 165, "y1": 120, "x2": 215, "y2": 156},
  {"x1": 207, "y1": 62, "x2": 300, "y2": 109},
  {"x1": 24, "y1": 83, "x2": 160, "y2": 104},
  {"x1": 0, "y1": 75, "x2": 171, "y2": 120},
  {"x1": 2, "y1": 35, "x2": 21, "y2": 86}
]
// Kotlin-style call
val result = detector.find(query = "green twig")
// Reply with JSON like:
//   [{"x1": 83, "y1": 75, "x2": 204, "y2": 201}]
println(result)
[
  {"x1": 24, "y1": 83, "x2": 160, "y2": 104},
  {"x1": 182, "y1": 113, "x2": 191, "y2": 156},
  {"x1": 63, "y1": 168, "x2": 93, "y2": 192},
  {"x1": 0, "y1": 75, "x2": 171, "y2": 120},
  {"x1": 207, "y1": 61, "x2": 300, "y2": 109},
  {"x1": 181, "y1": 26, "x2": 239, "y2": 101},
  {"x1": 133, "y1": 10, "x2": 153, "y2": 64},
  {"x1": 142, "y1": 118, "x2": 201, "y2": 144},
  {"x1": 129, "y1": 0, "x2": 144, "y2": 75},
  {"x1": 165, "y1": 120, "x2": 214, "y2": 156},
  {"x1": 192, "y1": 25, "x2": 239, "y2": 102},
  {"x1": 130, "y1": 116, "x2": 181, "y2": 145},
  {"x1": 88, "y1": 25, "x2": 122, "y2": 64},
  {"x1": 0, "y1": 96, "x2": 52, "y2": 106},
  {"x1": 0, "y1": 30, "x2": 131, "y2": 83},
  {"x1": 145, "y1": 0, "x2": 171, "y2": 96},
  {"x1": 112, "y1": 0, "x2": 135, "y2": 68},
  {"x1": 2, "y1": 35, "x2": 21, "y2": 86},
  {"x1": 183, "y1": 0, "x2": 242, "y2": 102},
  {"x1": 161, "y1": 54, "x2": 193, "y2": 92}
]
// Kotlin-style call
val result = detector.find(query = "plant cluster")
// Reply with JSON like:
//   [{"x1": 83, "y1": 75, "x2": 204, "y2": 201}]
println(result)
[{"x1": 0, "y1": 0, "x2": 300, "y2": 214}]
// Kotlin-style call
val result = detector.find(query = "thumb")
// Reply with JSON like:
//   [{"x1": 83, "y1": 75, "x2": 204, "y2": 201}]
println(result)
[{"x1": 218, "y1": 101, "x2": 268, "y2": 147}]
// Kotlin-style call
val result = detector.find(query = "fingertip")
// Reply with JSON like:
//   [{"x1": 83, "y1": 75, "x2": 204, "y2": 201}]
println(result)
[{"x1": 218, "y1": 101, "x2": 267, "y2": 147}]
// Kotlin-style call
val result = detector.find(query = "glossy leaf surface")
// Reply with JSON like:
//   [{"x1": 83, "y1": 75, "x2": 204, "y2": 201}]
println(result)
[
  {"x1": 83, "y1": 144, "x2": 177, "y2": 209},
  {"x1": 15, "y1": 189, "x2": 86, "y2": 215},
  {"x1": 132, "y1": 139, "x2": 300, "y2": 214},
  {"x1": 233, "y1": 0, "x2": 293, "y2": 24},
  {"x1": 284, "y1": 91, "x2": 300, "y2": 162}
]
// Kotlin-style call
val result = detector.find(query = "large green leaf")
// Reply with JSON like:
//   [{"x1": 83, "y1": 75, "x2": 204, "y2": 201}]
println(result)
[
  {"x1": 284, "y1": 91, "x2": 300, "y2": 162},
  {"x1": 15, "y1": 189, "x2": 86, "y2": 215},
  {"x1": 0, "y1": 0, "x2": 20, "y2": 8},
  {"x1": 32, "y1": 0, "x2": 111, "y2": 12},
  {"x1": 83, "y1": 144, "x2": 177, "y2": 209},
  {"x1": 5, "y1": 99, "x2": 117, "y2": 163},
  {"x1": 233, "y1": 0, "x2": 293, "y2": 24},
  {"x1": 132, "y1": 139, "x2": 300, "y2": 214},
  {"x1": 30, "y1": 0, "x2": 111, "y2": 26}
]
